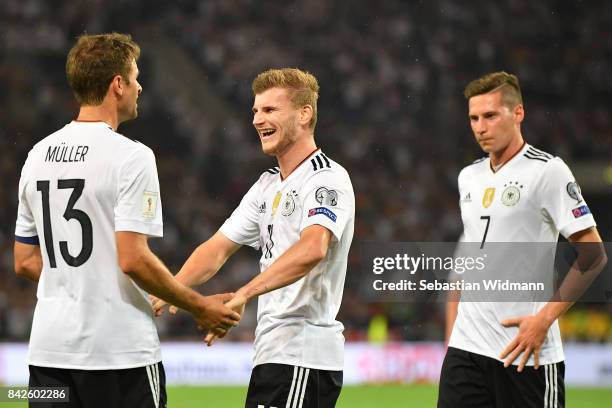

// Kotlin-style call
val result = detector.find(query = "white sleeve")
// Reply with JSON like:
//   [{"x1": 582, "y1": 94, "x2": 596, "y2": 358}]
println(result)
[
  {"x1": 299, "y1": 169, "x2": 354, "y2": 242},
  {"x1": 14, "y1": 155, "x2": 39, "y2": 242},
  {"x1": 219, "y1": 180, "x2": 261, "y2": 249},
  {"x1": 540, "y1": 158, "x2": 596, "y2": 239},
  {"x1": 114, "y1": 146, "x2": 164, "y2": 237}
]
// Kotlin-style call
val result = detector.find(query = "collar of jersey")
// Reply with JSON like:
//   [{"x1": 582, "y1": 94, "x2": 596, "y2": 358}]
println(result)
[
  {"x1": 70, "y1": 120, "x2": 113, "y2": 131},
  {"x1": 488, "y1": 141, "x2": 527, "y2": 174},
  {"x1": 278, "y1": 147, "x2": 321, "y2": 182}
]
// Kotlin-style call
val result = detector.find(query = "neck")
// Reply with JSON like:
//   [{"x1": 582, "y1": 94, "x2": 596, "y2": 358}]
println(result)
[
  {"x1": 76, "y1": 104, "x2": 120, "y2": 131},
  {"x1": 276, "y1": 136, "x2": 318, "y2": 179},
  {"x1": 490, "y1": 134, "x2": 525, "y2": 168}
]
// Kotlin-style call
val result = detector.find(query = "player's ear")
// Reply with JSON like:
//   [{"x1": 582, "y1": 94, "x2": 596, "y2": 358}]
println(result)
[
  {"x1": 109, "y1": 74, "x2": 124, "y2": 97},
  {"x1": 513, "y1": 104, "x2": 524, "y2": 123},
  {"x1": 299, "y1": 105, "x2": 313, "y2": 127}
]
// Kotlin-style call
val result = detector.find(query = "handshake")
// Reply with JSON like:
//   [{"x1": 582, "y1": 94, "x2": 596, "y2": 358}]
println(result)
[{"x1": 151, "y1": 292, "x2": 247, "y2": 346}]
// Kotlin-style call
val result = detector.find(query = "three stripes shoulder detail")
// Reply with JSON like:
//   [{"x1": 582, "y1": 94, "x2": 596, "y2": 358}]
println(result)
[
  {"x1": 310, "y1": 153, "x2": 331, "y2": 172},
  {"x1": 524, "y1": 146, "x2": 554, "y2": 163},
  {"x1": 266, "y1": 167, "x2": 280, "y2": 175}
]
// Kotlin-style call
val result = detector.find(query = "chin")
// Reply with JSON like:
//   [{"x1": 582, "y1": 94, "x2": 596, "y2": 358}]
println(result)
[
  {"x1": 479, "y1": 144, "x2": 494, "y2": 153},
  {"x1": 260, "y1": 143, "x2": 277, "y2": 156}
]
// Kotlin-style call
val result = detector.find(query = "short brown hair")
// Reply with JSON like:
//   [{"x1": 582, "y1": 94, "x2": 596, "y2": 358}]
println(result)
[
  {"x1": 252, "y1": 68, "x2": 319, "y2": 129},
  {"x1": 463, "y1": 71, "x2": 523, "y2": 108},
  {"x1": 66, "y1": 32, "x2": 140, "y2": 106}
]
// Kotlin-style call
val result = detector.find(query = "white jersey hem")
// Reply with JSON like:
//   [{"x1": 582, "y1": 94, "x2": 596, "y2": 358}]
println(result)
[
  {"x1": 253, "y1": 357, "x2": 343, "y2": 371},
  {"x1": 448, "y1": 341, "x2": 565, "y2": 366},
  {"x1": 27, "y1": 358, "x2": 162, "y2": 371}
]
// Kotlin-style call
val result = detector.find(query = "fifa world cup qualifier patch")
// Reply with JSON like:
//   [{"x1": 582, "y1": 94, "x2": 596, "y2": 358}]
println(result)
[
  {"x1": 572, "y1": 205, "x2": 590, "y2": 218},
  {"x1": 142, "y1": 191, "x2": 158, "y2": 218}
]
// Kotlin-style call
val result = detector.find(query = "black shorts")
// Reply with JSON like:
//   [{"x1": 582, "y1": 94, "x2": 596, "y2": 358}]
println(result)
[
  {"x1": 245, "y1": 363, "x2": 343, "y2": 408},
  {"x1": 438, "y1": 347, "x2": 564, "y2": 408},
  {"x1": 28, "y1": 362, "x2": 166, "y2": 408}
]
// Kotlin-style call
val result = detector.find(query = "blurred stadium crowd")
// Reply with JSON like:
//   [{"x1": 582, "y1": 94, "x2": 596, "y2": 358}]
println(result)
[{"x1": 1, "y1": 0, "x2": 610, "y2": 342}]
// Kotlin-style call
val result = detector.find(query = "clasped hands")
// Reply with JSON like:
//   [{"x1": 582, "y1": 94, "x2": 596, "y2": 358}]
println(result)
[{"x1": 151, "y1": 292, "x2": 247, "y2": 347}]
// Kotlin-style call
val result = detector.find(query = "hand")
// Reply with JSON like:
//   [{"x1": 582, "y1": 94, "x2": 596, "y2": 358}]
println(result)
[
  {"x1": 150, "y1": 295, "x2": 178, "y2": 317},
  {"x1": 205, "y1": 293, "x2": 247, "y2": 346},
  {"x1": 499, "y1": 314, "x2": 552, "y2": 372},
  {"x1": 194, "y1": 293, "x2": 242, "y2": 332}
]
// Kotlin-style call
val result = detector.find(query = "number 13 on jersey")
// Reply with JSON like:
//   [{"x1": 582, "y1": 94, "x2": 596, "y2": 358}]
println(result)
[{"x1": 36, "y1": 179, "x2": 93, "y2": 268}]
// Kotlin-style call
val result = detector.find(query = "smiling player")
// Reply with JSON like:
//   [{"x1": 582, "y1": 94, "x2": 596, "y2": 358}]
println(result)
[{"x1": 155, "y1": 68, "x2": 355, "y2": 407}]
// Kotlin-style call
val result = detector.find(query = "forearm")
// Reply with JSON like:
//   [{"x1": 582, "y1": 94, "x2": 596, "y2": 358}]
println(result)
[
  {"x1": 237, "y1": 239, "x2": 324, "y2": 302},
  {"x1": 15, "y1": 255, "x2": 43, "y2": 282},
  {"x1": 176, "y1": 244, "x2": 227, "y2": 287},
  {"x1": 126, "y1": 252, "x2": 204, "y2": 315},
  {"x1": 445, "y1": 290, "x2": 460, "y2": 343},
  {"x1": 174, "y1": 231, "x2": 241, "y2": 288},
  {"x1": 14, "y1": 243, "x2": 43, "y2": 283},
  {"x1": 536, "y1": 301, "x2": 573, "y2": 327}
]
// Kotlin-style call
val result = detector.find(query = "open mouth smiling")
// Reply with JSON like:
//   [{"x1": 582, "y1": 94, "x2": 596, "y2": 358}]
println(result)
[{"x1": 260, "y1": 128, "x2": 276, "y2": 138}]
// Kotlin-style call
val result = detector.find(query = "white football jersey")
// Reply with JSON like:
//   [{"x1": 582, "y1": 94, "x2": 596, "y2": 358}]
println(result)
[
  {"x1": 220, "y1": 150, "x2": 355, "y2": 370},
  {"x1": 15, "y1": 121, "x2": 163, "y2": 369},
  {"x1": 449, "y1": 143, "x2": 596, "y2": 365}
]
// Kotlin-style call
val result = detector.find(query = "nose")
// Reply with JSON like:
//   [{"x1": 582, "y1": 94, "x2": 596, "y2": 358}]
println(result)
[
  {"x1": 252, "y1": 111, "x2": 263, "y2": 127},
  {"x1": 473, "y1": 118, "x2": 486, "y2": 135},
  {"x1": 138, "y1": 83, "x2": 142, "y2": 95}
]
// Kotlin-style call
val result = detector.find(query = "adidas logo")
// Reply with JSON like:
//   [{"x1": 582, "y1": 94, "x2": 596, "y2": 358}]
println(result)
[{"x1": 461, "y1": 192, "x2": 472, "y2": 203}]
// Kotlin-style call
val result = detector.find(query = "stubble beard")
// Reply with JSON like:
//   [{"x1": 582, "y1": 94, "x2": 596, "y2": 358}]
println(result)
[{"x1": 261, "y1": 118, "x2": 298, "y2": 157}]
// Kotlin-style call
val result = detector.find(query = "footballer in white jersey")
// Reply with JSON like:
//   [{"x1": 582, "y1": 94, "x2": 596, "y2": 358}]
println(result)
[
  {"x1": 448, "y1": 143, "x2": 596, "y2": 366},
  {"x1": 155, "y1": 69, "x2": 354, "y2": 408},
  {"x1": 14, "y1": 33, "x2": 239, "y2": 408},
  {"x1": 16, "y1": 121, "x2": 164, "y2": 369},
  {"x1": 220, "y1": 149, "x2": 354, "y2": 370},
  {"x1": 438, "y1": 72, "x2": 605, "y2": 408}
]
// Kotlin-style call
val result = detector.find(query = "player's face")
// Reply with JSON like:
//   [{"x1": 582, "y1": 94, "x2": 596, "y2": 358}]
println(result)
[
  {"x1": 252, "y1": 87, "x2": 300, "y2": 156},
  {"x1": 468, "y1": 91, "x2": 523, "y2": 155},
  {"x1": 118, "y1": 59, "x2": 142, "y2": 122}
]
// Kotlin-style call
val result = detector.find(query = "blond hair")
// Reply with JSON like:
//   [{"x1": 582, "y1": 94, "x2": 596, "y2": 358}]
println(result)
[
  {"x1": 464, "y1": 71, "x2": 523, "y2": 108},
  {"x1": 252, "y1": 68, "x2": 319, "y2": 129},
  {"x1": 66, "y1": 32, "x2": 140, "y2": 105}
]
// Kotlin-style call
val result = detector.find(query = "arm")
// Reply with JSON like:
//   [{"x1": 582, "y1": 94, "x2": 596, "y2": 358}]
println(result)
[
  {"x1": 116, "y1": 231, "x2": 240, "y2": 329},
  {"x1": 175, "y1": 231, "x2": 242, "y2": 287},
  {"x1": 204, "y1": 225, "x2": 331, "y2": 346},
  {"x1": 536, "y1": 227, "x2": 606, "y2": 324},
  {"x1": 14, "y1": 241, "x2": 43, "y2": 282},
  {"x1": 235, "y1": 224, "x2": 331, "y2": 302},
  {"x1": 445, "y1": 290, "x2": 460, "y2": 346},
  {"x1": 500, "y1": 226, "x2": 607, "y2": 370},
  {"x1": 151, "y1": 231, "x2": 241, "y2": 315}
]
